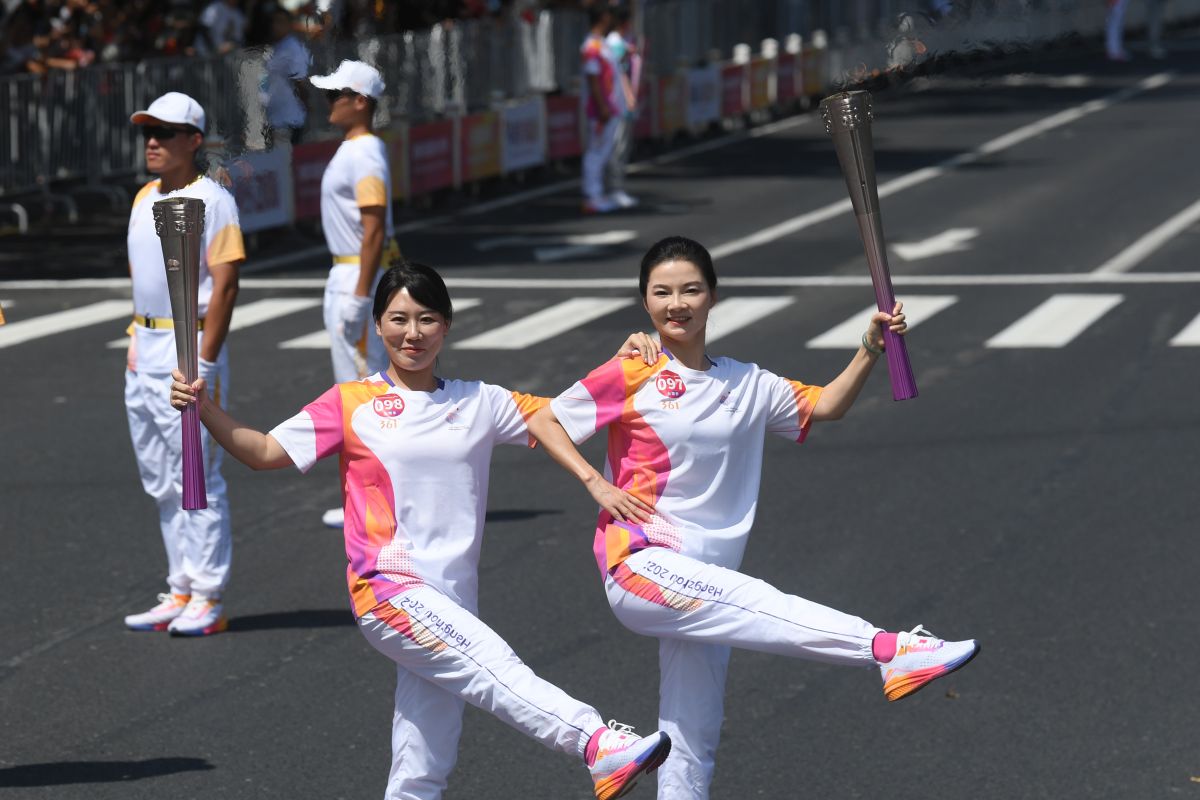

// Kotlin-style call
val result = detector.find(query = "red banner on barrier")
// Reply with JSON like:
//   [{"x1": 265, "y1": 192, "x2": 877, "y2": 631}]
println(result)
[
  {"x1": 546, "y1": 94, "x2": 582, "y2": 160},
  {"x1": 460, "y1": 111, "x2": 501, "y2": 183},
  {"x1": 408, "y1": 119, "x2": 455, "y2": 196},
  {"x1": 777, "y1": 53, "x2": 798, "y2": 105},
  {"x1": 721, "y1": 64, "x2": 746, "y2": 117},
  {"x1": 291, "y1": 139, "x2": 341, "y2": 220}
]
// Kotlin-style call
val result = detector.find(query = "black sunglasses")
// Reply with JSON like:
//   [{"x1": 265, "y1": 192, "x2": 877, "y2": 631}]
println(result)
[
  {"x1": 141, "y1": 125, "x2": 194, "y2": 141},
  {"x1": 324, "y1": 89, "x2": 359, "y2": 103}
]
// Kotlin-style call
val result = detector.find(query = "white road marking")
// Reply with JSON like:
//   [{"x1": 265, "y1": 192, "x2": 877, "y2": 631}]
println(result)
[
  {"x1": 806, "y1": 296, "x2": 958, "y2": 348},
  {"x1": 985, "y1": 294, "x2": 1124, "y2": 348},
  {"x1": 6, "y1": 271, "x2": 1200, "y2": 292},
  {"x1": 452, "y1": 298, "x2": 633, "y2": 350},
  {"x1": 0, "y1": 299, "x2": 130, "y2": 349},
  {"x1": 706, "y1": 297, "x2": 796, "y2": 343},
  {"x1": 1168, "y1": 312, "x2": 1200, "y2": 347},
  {"x1": 106, "y1": 297, "x2": 323, "y2": 348},
  {"x1": 278, "y1": 298, "x2": 481, "y2": 350},
  {"x1": 1092, "y1": 195, "x2": 1200, "y2": 275},
  {"x1": 709, "y1": 72, "x2": 1175, "y2": 260},
  {"x1": 893, "y1": 228, "x2": 979, "y2": 261},
  {"x1": 476, "y1": 230, "x2": 636, "y2": 252}
]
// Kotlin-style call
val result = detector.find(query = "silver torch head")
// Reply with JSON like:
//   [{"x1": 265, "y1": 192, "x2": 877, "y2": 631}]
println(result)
[
  {"x1": 152, "y1": 197, "x2": 206, "y2": 382},
  {"x1": 819, "y1": 90, "x2": 881, "y2": 218}
]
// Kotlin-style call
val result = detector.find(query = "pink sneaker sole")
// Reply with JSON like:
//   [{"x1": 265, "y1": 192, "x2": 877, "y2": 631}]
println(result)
[
  {"x1": 169, "y1": 617, "x2": 229, "y2": 637},
  {"x1": 593, "y1": 733, "x2": 672, "y2": 800}
]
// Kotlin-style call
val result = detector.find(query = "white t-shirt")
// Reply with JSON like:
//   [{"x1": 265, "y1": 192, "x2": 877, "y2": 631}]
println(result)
[
  {"x1": 551, "y1": 353, "x2": 822, "y2": 574},
  {"x1": 320, "y1": 134, "x2": 394, "y2": 259},
  {"x1": 269, "y1": 375, "x2": 546, "y2": 616},
  {"x1": 126, "y1": 176, "x2": 245, "y2": 374},
  {"x1": 262, "y1": 35, "x2": 310, "y2": 128}
]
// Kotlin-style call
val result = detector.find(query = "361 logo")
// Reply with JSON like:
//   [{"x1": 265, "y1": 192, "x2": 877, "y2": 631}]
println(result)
[
  {"x1": 655, "y1": 371, "x2": 686, "y2": 399},
  {"x1": 373, "y1": 396, "x2": 406, "y2": 417}
]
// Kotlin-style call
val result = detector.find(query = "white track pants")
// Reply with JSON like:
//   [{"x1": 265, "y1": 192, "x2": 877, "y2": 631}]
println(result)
[
  {"x1": 606, "y1": 115, "x2": 632, "y2": 193},
  {"x1": 359, "y1": 586, "x2": 605, "y2": 799},
  {"x1": 324, "y1": 262, "x2": 387, "y2": 384},
  {"x1": 604, "y1": 548, "x2": 880, "y2": 800},
  {"x1": 583, "y1": 117, "x2": 621, "y2": 202},
  {"x1": 125, "y1": 362, "x2": 231, "y2": 599}
]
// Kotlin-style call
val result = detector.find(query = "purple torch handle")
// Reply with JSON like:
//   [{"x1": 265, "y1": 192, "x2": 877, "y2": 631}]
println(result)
[
  {"x1": 820, "y1": 90, "x2": 917, "y2": 401},
  {"x1": 153, "y1": 196, "x2": 208, "y2": 509}
]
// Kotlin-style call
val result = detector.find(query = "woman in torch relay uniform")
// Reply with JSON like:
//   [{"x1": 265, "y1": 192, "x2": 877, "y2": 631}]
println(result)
[
  {"x1": 170, "y1": 262, "x2": 671, "y2": 800},
  {"x1": 310, "y1": 59, "x2": 400, "y2": 529},
  {"x1": 122, "y1": 92, "x2": 244, "y2": 636},
  {"x1": 529, "y1": 236, "x2": 980, "y2": 799}
]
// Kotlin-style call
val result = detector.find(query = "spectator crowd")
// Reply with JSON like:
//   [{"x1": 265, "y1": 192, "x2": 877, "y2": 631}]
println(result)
[{"x1": 0, "y1": 0, "x2": 567, "y2": 75}]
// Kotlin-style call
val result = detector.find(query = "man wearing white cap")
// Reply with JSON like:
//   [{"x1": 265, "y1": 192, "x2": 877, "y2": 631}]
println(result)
[
  {"x1": 122, "y1": 92, "x2": 245, "y2": 636},
  {"x1": 309, "y1": 60, "x2": 399, "y2": 529}
]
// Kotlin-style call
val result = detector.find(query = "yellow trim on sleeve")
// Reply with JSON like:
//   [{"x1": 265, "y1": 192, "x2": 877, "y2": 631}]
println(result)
[
  {"x1": 130, "y1": 180, "x2": 160, "y2": 212},
  {"x1": 355, "y1": 175, "x2": 387, "y2": 208},
  {"x1": 207, "y1": 222, "x2": 246, "y2": 266}
]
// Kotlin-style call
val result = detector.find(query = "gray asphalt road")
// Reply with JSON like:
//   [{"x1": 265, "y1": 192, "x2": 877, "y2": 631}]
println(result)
[{"x1": 2, "y1": 41, "x2": 1199, "y2": 799}]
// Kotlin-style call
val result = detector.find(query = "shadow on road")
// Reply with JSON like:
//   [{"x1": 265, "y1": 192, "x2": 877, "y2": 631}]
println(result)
[
  {"x1": 0, "y1": 757, "x2": 214, "y2": 787},
  {"x1": 227, "y1": 608, "x2": 354, "y2": 632}
]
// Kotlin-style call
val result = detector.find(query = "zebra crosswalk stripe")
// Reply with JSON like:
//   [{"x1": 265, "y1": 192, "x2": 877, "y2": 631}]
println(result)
[
  {"x1": 986, "y1": 294, "x2": 1124, "y2": 348},
  {"x1": 1168, "y1": 312, "x2": 1200, "y2": 347},
  {"x1": 452, "y1": 298, "x2": 633, "y2": 351},
  {"x1": 107, "y1": 298, "x2": 324, "y2": 349},
  {"x1": 278, "y1": 298, "x2": 481, "y2": 350},
  {"x1": 707, "y1": 297, "x2": 796, "y2": 344},
  {"x1": 806, "y1": 296, "x2": 959, "y2": 349},
  {"x1": 1, "y1": 299, "x2": 131, "y2": 349}
]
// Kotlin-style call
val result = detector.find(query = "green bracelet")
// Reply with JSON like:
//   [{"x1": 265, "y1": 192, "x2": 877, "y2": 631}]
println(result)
[{"x1": 862, "y1": 332, "x2": 885, "y2": 355}]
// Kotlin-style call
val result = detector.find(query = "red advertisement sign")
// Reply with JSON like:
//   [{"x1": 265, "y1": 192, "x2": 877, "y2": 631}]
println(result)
[
  {"x1": 546, "y1": 94, "x2": 582, "y2": 160},
  {"x1": 721, "y1": 64, "x2": 746, "y2": 117},
  {"x1": 408, "y1": 119, "x2": 455, "y2": 196},
  {"x1": 777, "y1": 53, "x2": 798, "y2": 105},
  {"x1": 291, "y1": 139, "x2": 340, "y2": 220},
  {"x1": 459, "y1": 111, "x2": 501, "y2": 183}
]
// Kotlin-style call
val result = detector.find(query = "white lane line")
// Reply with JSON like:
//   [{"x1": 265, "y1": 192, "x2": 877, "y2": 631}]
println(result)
[
  {"x1": 985, "y1": 294, "x2": 1124, "y2": 348},
  {"x1": 106, "y1": 297, "x2": 323, "y2": 348},
  {"x1": 806, "y1": 296, "x2": 959, "y2": 348},
  {"x1": 893, "y1": 228, "x2": 978, "y2": 261},
  {"x1": 0, "y1": 299, "x2": 130, "y2": 349},
  {"x1": 8, "y1": 271, "x2": 1200, "y2": 292},
  {"x1": 709, "y1": 72, "x2": 1175, "y2": 260},
  {"x1": 452, "y1": 298, "x2": 633, "y2": 350},
  {"x1": 476, "y1": 230, "x2": 637, "y2": 252},
  {"x1": 1168, "y1": 312, "x2": 1200, "y2": 347},
  {"x1": 707, "y1": 297, "x2": 796, "y2": 343},
  {"x1": 279, "y1": 298, "x2": 481, "y2": 350},
  {"x1": 1093, "y1": 196, "x2": 1200, "y2": 275}
]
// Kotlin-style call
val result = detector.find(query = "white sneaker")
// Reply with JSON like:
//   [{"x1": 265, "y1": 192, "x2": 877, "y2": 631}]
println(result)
[
  {"x1": 609, "y1": 191, "x2": 638, "y2": 209},
  {"x1": 588, "y1": 721, "x2": 671, "y2": 800},
  {"x1": 322, "y1": 507, "x2": 344, "y2": 528},
  {"x1": 124, "y1": 593, "x2": 190, "y2": 632},
  {"x1": 583, "y1": 197, "x2": 618, "y2": 214},
  {"x1": 167, "y1": 597, "x2": 228, "y2": 636},
  {"x1": 880, "y1": 624, "x2": 979, "y2": 702}
]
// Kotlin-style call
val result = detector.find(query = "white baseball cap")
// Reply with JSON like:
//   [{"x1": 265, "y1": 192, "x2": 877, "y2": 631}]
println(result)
[
  {"x1": 130, "y1": 92, "x2": 206, "y2": 133},
  {"x1": 310, "y1": 60, "x2": 385, "y2": 99}
]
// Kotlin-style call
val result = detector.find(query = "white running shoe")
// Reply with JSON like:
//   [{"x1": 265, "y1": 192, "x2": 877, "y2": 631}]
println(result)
[
  {"x1": 124, "y1": 593, "x2": 190, "y2": 632},
  {"x1": 583, "y1": 197, "x2": 618, "y2": 214},
  {"x1": 588, "y1": 720, "x2": 671, "y2": 800},
  {"x1": 880, "y1": 624, "x2": 979, "y2": 702},
  {"x1": 167, "y1": 597, "x2": 228, "y2": 637},
  {"x1": 322, "y1": 507, "x2": 344, "y2": 528},
  {"x1": 609, "y1": 191, "x2": 638, "y2": 209}
]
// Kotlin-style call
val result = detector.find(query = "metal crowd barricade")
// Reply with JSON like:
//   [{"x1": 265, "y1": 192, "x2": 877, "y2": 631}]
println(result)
[{"x1": 0, "y1": 74, "x2": 42, "y2": 197}]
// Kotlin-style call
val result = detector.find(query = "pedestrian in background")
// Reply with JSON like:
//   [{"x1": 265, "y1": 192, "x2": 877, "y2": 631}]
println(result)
[
  {"x1": 580, "y1": 4, "x2": 624, "y2": 214},
  {"x1": 122, "y1": 92, "x2": 244, "y2": 637},
  {"x1": 1105, "y1": 0, "x2": 1131, "y2": 60},
  {"x1": 195, "y1": 0, "x2": 246, "y2": 56},
  {"x1": 605, "y1": 4, "x2": 639, "y2": 209},
  {"x1": 309, "y1": 59, "x2": 400, "y2": 528},
  {"x1": 261, "y1": 5, "x2": 311, "y2": 146}
]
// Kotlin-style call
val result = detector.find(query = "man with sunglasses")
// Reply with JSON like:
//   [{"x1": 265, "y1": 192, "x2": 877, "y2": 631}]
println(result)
[
  {"x1": 308, "y1": 60, "x2": 398, "y2": 529},
  {"x1": 122, "y1": 92, "x2": 245, "y2": 636}
]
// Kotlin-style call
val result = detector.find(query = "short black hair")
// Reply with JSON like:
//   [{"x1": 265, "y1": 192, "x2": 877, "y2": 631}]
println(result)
[
  {"x1": 373, "y1": 261, "x2": 454, "y2": 324},
  {"x1": 638, "y1": 236, "x2": 718, "y2": 297},
  {"x1": 588, "y1": 5, "x2": 613, "y2": 26}
]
